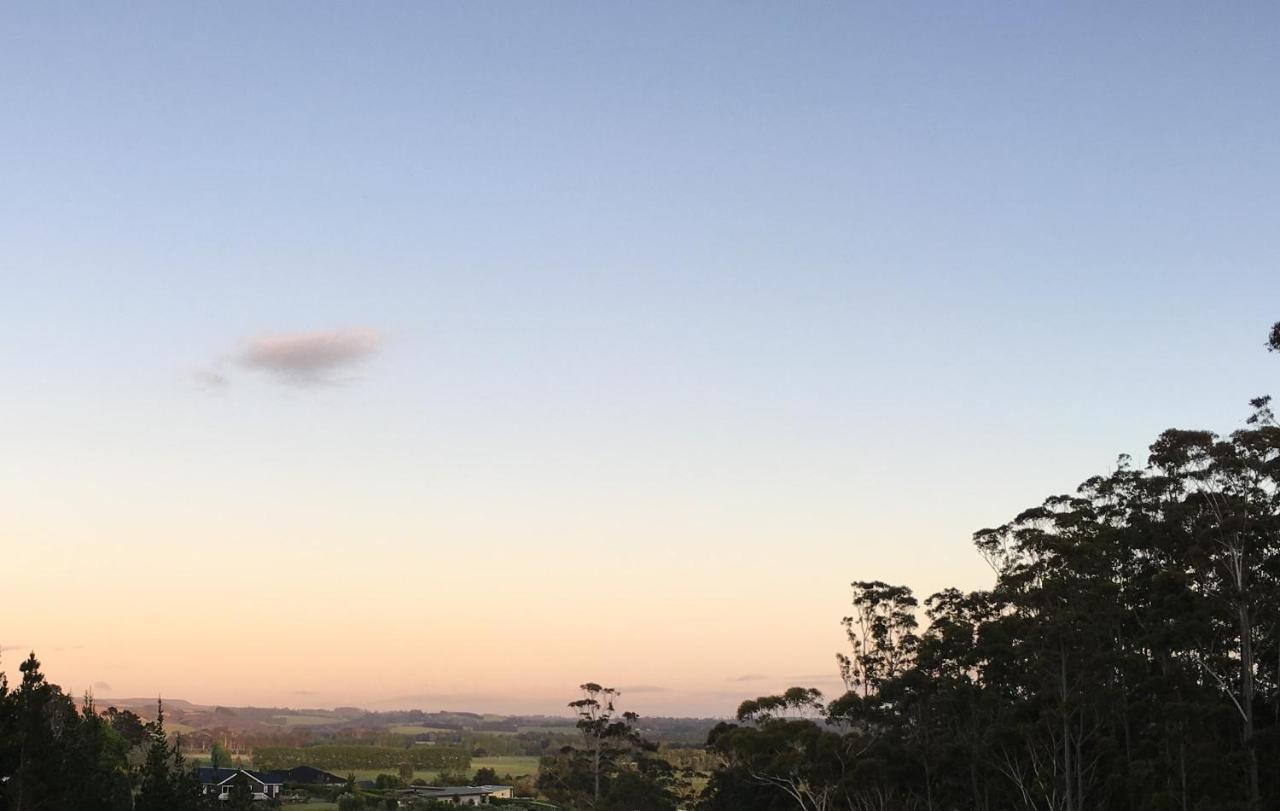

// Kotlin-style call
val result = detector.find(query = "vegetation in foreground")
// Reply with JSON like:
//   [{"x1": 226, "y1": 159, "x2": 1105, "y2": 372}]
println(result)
[{"x1": 699, "y1": 323, "x2": 1280, "y2": 810}]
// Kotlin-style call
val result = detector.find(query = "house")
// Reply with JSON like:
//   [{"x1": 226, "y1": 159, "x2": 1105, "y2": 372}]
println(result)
[
  {"x1": 196, "y1": 768, "x2": 284, "y2": 802},
  {"x1": 396, "y1": 784, "x2": 514, "y2": 806},
  {"x1": 275, "y1": 765, "x2": 345, "y2": 785}
]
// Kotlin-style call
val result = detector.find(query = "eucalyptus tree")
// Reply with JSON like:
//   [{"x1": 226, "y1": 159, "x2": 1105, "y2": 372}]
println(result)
[
  {"x1": 837, "y1": 582, "x2": 919, "y2": 697},
  {"x1": 703, "y1": 321, "x2": 1280, "y2": 811},
  {"x1": 706, "y1": 689, "x2": 848, "y2": 811},
  {"x1": 538, "y1": 683, "x2": 677, "y2": 810},
  {"x1": 570, "y1": 683, "x2": 628, "y2": 806}
]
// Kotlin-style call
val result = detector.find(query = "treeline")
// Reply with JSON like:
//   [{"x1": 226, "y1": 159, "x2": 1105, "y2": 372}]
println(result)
[
  {"x1": 252, "y1": 744, "x2": 470, "y2": 771},
  {"x1": 701, "y1": 325, "x2": 1280, "y2": 810},
  {"x1": 0, "y1": 653, "x2": 207, "y2": 810},
  {"x1": 468, "y1": 730, "x2": 577, "y2": 757}
]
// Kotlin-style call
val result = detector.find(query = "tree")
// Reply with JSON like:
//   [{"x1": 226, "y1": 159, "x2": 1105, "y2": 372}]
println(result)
[
  {"x1": 837, "y1": 582, "x2": 919, "y2": 698},
  {"x1": 210, "y1": 739, "x2": 233, "y2": 768},
  {"x1": 0, "y1": 653, "x2": 11, "y2": 811},
  {"x1": 224, "y1": 777, "x2": 256, "y2": 811},
  {"x1": 336, "y1": 793, "x2": 364, "y2": 811},
  {"x1": 707, "y1": 696, "x2": 849, "y2": 811},
  {"x1": 135, "y1": 700, "x2": 203, "y2": 811},
  {"x1": 0, "y1": 655, "x2": 134, "y2": 811},
  {"x1": 105, "y1": 706, "x2": 149, "y2": 747},
  {"x1": 703, "y1": 317, "x2": 1280, "y2": 810},
  {"x1": 8, "y1": 652, "x2": 72, "y2": 811},
  {"x1": 60, "y1": 694, "x2": 134, "y2": 811},
  {"x1": 537, "y1": 683, "x2": 678, "y2": 810},
  {"x1": 571, "y1": 682, "x2": 622, "y2": 806}
]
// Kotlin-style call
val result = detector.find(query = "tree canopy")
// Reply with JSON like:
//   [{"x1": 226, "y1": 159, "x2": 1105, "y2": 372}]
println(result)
[{"x1": 703, "y1": 322, "x2": 1280, "y2": 810}]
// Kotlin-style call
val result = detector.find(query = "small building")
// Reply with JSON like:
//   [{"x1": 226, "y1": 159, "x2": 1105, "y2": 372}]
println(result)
[
  {"x1": 397, "y1": 784, "x2": 514, "y2": 806},
  {"x1": 275, "y1": 765, "x2": 346, "y2": 785},
  {"x1": 196, "y1": 768, "x2": 284, "y2": 802}
]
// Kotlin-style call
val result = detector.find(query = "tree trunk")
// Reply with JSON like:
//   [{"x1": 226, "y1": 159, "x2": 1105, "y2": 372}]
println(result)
[
  {"x1": 923, "y1": 753, "x2": 934, "y2": 811},
  {"x1": 1238, "y1": 601, "x2": 1260, "y2": 809},
  {"x1": 593, "y1": 733, "x2": 601, "y2": 807},
  {"x1": 1060, "y1": 651, "x2": 1075, "y2": 811},
  {"x1": 1179, "y1": 738, "x2": 1188, "y2": 811},
  {"x1": 969, "y1": 754, "x2": 981, "y2": 811},
  {"x1": 16, "y1": 742, "x2": 22, "y2": 811}
]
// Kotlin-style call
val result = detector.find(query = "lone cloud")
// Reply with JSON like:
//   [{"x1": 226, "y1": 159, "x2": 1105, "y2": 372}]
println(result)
[{"x1": 240, "y1": 328, "x2": 382, "y2": 385}]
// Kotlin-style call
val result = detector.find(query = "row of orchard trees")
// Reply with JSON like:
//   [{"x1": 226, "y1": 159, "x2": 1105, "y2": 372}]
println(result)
[
  {"x1": 703, "y1": 323, "x2": 1280, "y2": 811},
  {"x1": 253, "y1": 744, "x2": 469, "y2": 771},
  {"x1": 0, "y1": 653, "x2": 208, "y2": 811}
]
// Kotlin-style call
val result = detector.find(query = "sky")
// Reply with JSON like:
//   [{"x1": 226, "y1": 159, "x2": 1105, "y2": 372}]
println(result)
[{"x1": 1, "y1": 2, "x2": 1278, "y2": 717}]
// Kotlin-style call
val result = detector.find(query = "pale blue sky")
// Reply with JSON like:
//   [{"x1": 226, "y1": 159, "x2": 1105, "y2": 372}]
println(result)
[{"x1": 2, "y1": 3, "x2": 1278, "y2": 713}]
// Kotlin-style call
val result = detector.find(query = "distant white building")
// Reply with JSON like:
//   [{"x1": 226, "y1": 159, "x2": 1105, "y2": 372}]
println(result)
[{"x1": 397, "y1": 784, "x2": 514, "y2": 806}]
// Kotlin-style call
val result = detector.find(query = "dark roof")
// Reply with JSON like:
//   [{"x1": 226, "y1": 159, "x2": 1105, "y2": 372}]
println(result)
[
  {"x1": 276, "y1": 765, "x2": 346, "y2": 785},
  {"x1": 254, "y1": 762, "x2": 348, "y2": 782},
  {"x1": 198, "y1": 764, "x2": 343, "y2": 787},
  {"x1": 195, "y1": 767, "x2": 282, "y2": 786}
]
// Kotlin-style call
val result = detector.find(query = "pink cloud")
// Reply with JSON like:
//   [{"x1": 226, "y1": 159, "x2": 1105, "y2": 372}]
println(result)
[{"x1": 240, "y1": 328, "x2": 382, "y2": 385}]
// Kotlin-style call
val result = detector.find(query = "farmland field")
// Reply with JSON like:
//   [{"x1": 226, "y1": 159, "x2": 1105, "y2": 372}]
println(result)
[
  {"x1": 270, "y1": 714, "x2": 338, "y2": 727},
  {"x1": 183, "y1": 751, "x2": 543, "y2": 785},
  {"x1": 337, "y1": 755, "x2": 541, "y2": 783},
  {"x1": 388, "y1": 724, "x2": 459, "y2": 734},
  {"x1": 464, "y1": 754, "x2": 541, "y2": 777},
  {"x1": 516, "y1": 725, "x2": 576, "y2": 735}
]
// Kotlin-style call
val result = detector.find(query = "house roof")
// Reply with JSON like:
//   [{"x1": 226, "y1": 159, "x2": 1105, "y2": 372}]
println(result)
[
  {"x1": 283, "y1": 765, "x2": 346, "y2": 784},
  {"x1": 195, "y1": 767, "x2": 282, "y2": 787}
]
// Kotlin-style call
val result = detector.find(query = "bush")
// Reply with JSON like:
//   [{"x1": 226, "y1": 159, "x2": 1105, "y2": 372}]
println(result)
[
  {"x1": 374, "y1": 773, "x2": 406, "y2": 790},
  {"x1": 336, "y1": 793, "x2": 364, "y2": 811}
]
